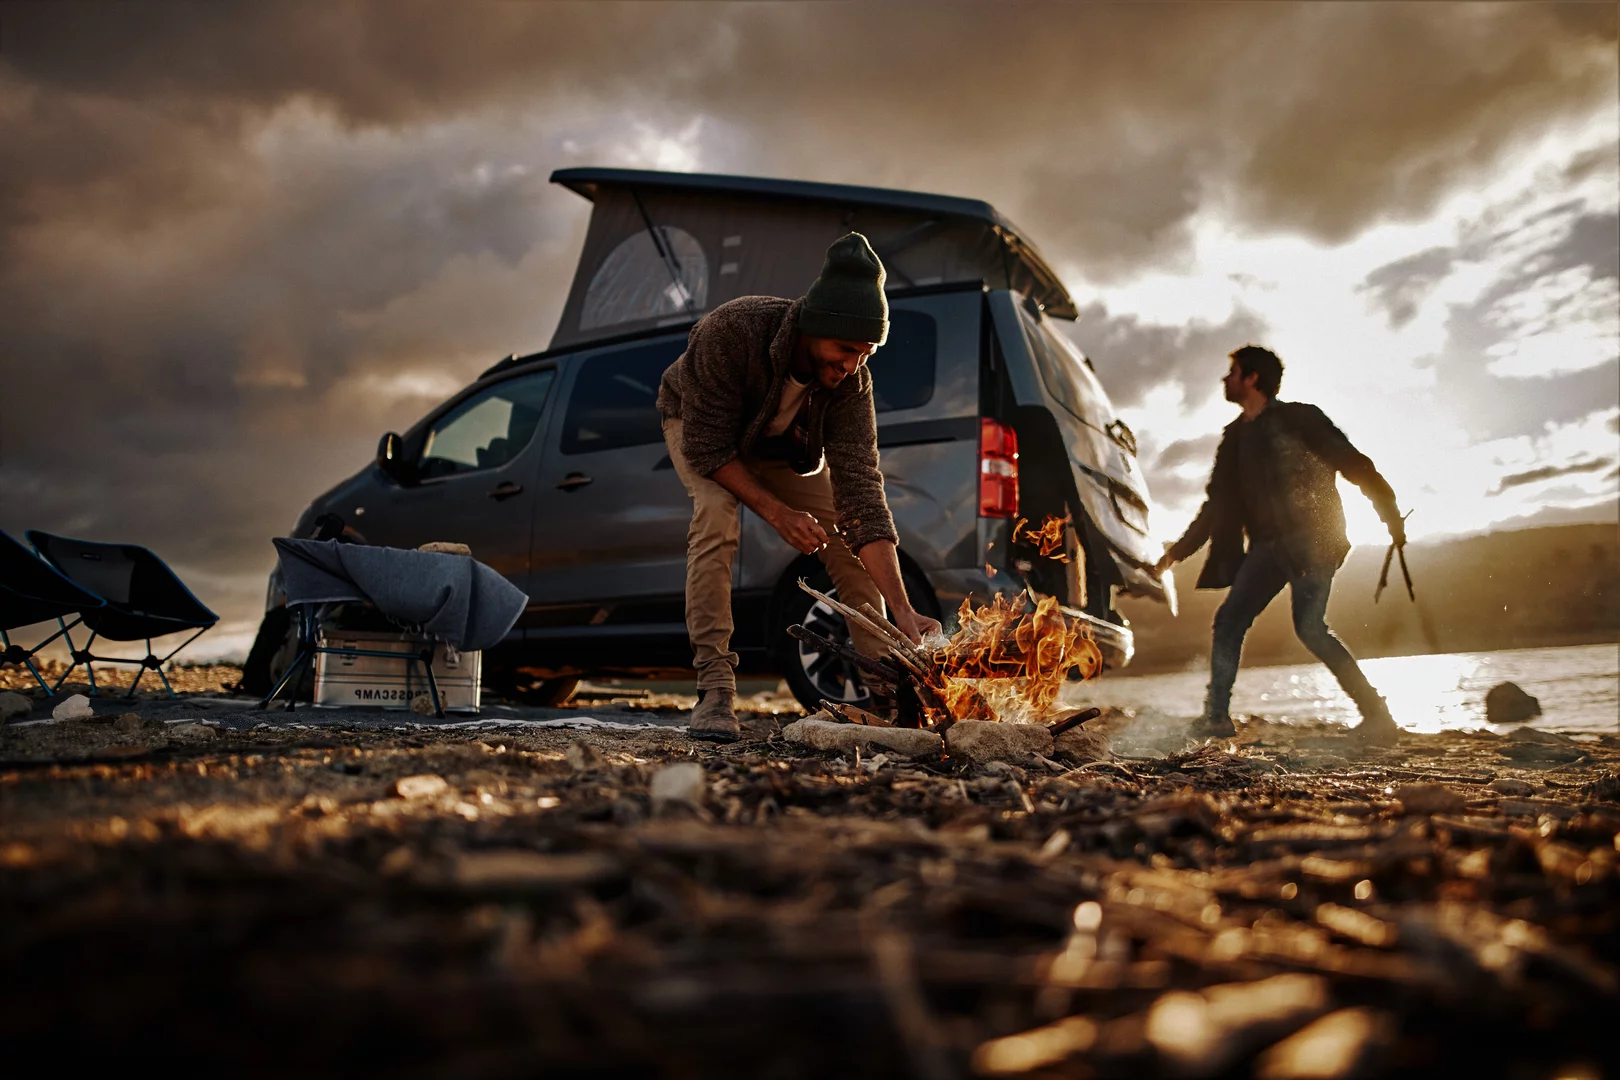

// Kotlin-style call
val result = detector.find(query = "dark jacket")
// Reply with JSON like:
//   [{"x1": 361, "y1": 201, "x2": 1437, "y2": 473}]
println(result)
[
  {"x1": 656, "y1": 295, "x2": 898, "y2": 551},
  {"x1": 1167, "y1": 400, "x2": 1401, "y2": 588}
]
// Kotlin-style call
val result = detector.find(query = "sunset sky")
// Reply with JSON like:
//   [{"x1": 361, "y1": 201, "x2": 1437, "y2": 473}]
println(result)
[{"x1": 1, "y1": 2, "x2": 1615, "y2": 659}]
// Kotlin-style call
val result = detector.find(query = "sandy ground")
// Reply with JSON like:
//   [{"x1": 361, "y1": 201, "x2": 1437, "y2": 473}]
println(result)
[{"x1": 1, "y1": 665, "x2": 1617, "y2": 1078}]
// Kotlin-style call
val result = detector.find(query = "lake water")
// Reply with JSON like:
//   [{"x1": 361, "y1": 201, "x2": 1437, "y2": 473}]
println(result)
[{"x1": 1060, "y1": 642, "x2": 1620, "y2": 735}]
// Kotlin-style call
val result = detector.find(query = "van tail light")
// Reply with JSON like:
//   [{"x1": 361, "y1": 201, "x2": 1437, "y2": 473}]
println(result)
[{"x1": 979, "y1": 418, "x2": 1019, "y2": 518}]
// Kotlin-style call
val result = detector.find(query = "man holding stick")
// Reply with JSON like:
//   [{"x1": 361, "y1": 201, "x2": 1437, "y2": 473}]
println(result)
[
  {"x1": 657, "y1": 233, "x2": 941, "y2": 742},
  {"x1": 1154, "y1": 345, "x2": 1407, "y2": 746}
]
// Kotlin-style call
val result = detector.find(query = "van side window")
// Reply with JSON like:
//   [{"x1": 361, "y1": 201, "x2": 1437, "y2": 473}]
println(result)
[
  {"x1": 868, "y1": 309, "x2": 936, "y2": 413},
  {"x1": 418, "y1": 369, "x2": 557, "y2": 480},
  {"x1": 560, "y1": 340, "x2": 685, "y2": 454}
]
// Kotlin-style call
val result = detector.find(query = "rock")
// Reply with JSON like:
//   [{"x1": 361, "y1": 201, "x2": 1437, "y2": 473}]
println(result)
[
  {"x1": 0, "y1": 691, "x2": 32, "y2": 723},
  {"x1": 1487, "y1": 777, "x2": 1536, "y2": 797},
  {"x1": 1394, "y1": 783, "x2": 1466, "y2": 816},
  {"x1": 1507, "y1": 727, "x2": 1574, "y2": 745},
  {"x1": 394, "y1": 774, "x2": 449, "y2": 799},
  {"x1": 51, "y1": 694, "x2": 95, "y2": 721},
  {"x1": 565, "y1": 738, "x2": 606, "y2": 773},
  {"x1": 169, "y1": 722, "x2": 217, "y2": 739},
  {"x1": 779, "y1": 718, "x2": 944, "y2": 758},
  {"x1": 113, "y1": 712, "x2": 146, "y2": 732},
  {"x1": 1053, "y1": 726, "x2": 1111, "y2": 764},
  {"x1": 650, "y1": 762, "x2": 708, "y2": 810},
  {"x1": 945, "y1": 719, "x2": 1054, "y2": 763},
  {"x1": 409, "y1": 693, "x2": 436, "y2": 716},
  {"x1": 1484, "y1": 681, "x2": 1541, "y2": 725}
]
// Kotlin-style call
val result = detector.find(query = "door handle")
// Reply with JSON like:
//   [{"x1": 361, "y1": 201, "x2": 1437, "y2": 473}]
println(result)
[
  {"x1": 555, "y1": 473, "x2": 594, "y2": 492},
  {"x1": 486, "y1": 482, "x2": 524, "y2": 501}
]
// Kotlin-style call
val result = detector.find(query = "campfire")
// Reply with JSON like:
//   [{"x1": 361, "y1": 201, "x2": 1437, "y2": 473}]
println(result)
[{"x1": 789, "y1": 516, "x2": 1103, "y2": 734}]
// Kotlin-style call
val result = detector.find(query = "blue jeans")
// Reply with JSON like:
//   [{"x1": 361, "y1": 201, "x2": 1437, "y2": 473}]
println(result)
[{"x1": 1205, "y1": 541, "x2": 1382, "y2": 723}]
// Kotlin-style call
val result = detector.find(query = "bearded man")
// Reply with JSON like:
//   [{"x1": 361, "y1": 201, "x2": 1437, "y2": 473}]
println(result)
[
  {"x1": 1154, "y1": 345, "x2": 1406, "y2": 745},
  {"x1": 657, "y1": 232, "x2": 941, "y2": 742}
]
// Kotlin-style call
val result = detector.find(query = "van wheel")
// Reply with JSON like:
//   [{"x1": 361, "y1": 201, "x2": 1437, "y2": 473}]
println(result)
[{"x1": 775, "y1": 565, "x2": 937, "y2": 713}]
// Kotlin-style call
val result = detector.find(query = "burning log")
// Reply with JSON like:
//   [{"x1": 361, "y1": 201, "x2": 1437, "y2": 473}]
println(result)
[
  {"x1": 1047, "y1": 707, "x2": 1102, "y2": 737},
  {"x1": 792, "y1": 580, "x2": 1104, "y2": 730}
]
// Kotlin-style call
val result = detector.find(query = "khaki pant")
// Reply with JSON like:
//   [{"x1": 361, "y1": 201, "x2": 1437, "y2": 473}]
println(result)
[{"x1": 663, "y1": 417, "x2": 887, "y2": 691}]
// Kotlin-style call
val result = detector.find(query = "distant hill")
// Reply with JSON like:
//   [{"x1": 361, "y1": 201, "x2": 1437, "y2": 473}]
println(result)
[{"x1": 1117, "y1": 523, "x2": 1620, "y2": 673}]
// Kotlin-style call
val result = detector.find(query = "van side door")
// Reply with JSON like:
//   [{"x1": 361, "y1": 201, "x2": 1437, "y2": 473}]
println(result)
[
  {"x1": 352, "y1": 365, "x2": 559, "y2": 597},
  {"x1": 525, "y1": 335, "x2": 692, "y2": 630}
]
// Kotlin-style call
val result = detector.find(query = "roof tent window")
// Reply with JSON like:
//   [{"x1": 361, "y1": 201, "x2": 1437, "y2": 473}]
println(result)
[
  {"x1": 867, "y1": 310, "x2": 937, "y2": 413},
  {"x1": 581, "y1": 226, "x2": 709, "y2": 331},
  {"x1": 561, "y1": 339, "x2": 685, "y2": 454}
]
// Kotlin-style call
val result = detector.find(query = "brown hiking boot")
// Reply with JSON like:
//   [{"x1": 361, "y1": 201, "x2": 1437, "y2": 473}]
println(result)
[
  {"x1": 688, "y1": 688, "x2": 739, "y2": 743},
  {"x1": 1189, "y1": 712, "x2": 1237, "y2": 739}
]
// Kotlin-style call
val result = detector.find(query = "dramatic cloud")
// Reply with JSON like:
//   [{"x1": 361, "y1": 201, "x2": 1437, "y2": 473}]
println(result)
[{"x1": 0, "y1": 1, "x2": 1614, "y2": 656}]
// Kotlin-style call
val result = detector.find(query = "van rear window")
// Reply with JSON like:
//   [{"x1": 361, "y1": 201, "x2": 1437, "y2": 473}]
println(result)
[
  {"x1": 869, "y1": 309, "x2": 936, "y2": 413},
  {"x1": 560, "y1": 340, "x2": 684, "y2": 454}
]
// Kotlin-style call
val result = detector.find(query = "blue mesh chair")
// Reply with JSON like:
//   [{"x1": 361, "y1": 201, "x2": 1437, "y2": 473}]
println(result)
[
  {"x1": 26, "y1": 531, "x2": 218, "y2": 698},
  {"x1": 1, "y1": 530, "x2": 107, "y2": 692}
]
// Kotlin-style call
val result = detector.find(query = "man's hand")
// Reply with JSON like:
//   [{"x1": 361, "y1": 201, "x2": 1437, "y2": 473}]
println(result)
[
  {"x1": 1388, "y1": 515, "x2": 1407, "y2": 548},
  {"x1": 771, "y1": 508, "x2": 829, "y2": 555},
  {"x1": 890, "y1": 606, "x2": 941, "y2": 646},
  {"x1": 1153, "y1": 550, "x2": 1176, "y2": 577}
]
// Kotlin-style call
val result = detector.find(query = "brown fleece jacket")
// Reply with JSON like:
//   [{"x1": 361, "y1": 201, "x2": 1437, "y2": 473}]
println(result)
[{"x1": 656, "y1": 295, "x2": 898, "y2": 552}]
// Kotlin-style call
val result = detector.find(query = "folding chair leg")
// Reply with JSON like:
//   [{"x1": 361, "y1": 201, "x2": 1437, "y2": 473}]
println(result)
[
  {"x1": 260, "y1": 649, "x2": 311, "y2": 711},
  {"x1": 51, "y1": 621, "x2": 82, "y2": 694},
  {"x1": 155, "y1": 666, "x2": 177, "y2": 698},
  {"x1": 153, "y1": 627, "x2": 209, "y2": 702},
  {"x1": 1, "y1": 630, "x2": 52, "y2": 693},
  {"x1": 126, "y1": 666, "x2": 145, "y2": 698}
]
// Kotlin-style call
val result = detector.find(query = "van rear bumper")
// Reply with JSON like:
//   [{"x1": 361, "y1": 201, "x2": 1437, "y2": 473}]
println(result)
[{"x1": 923, "y1": 568, "x2": 1135, "y2": 669}]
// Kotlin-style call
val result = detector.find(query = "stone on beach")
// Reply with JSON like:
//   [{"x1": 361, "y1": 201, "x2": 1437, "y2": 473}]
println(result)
[
  {"x1": 565, "y1": 738, "x2": 607, "y2": 773},
  {"x1": 649, "y1": 762, "x2": 707, "y2": 810},
  {"x1": 394, "y1": 774, "x2": 449, "y2": 799},
  {"x1": 1394, "y1": 783, "x2": 1466, "y2": 816},
  {"x1": 946, "y1": 719, "x2": 1053, "y2": 763},
  {"x1": 1053, "y1": 726, "x2": 1111, "y2": 764},
  {"x1": 1487, "y1": 777, "x2": 1536, "y2": 797},
  {"x1": 0, "y1": 691, "x2": 32, "y2": 722},
  {"x1": 169, "y1": 722, "x2": 217, "y2": 739},
  {"x1": 1484, "y1": 681, "x2": 1541, "y2": 725},
  {"x1": 779, "y1": 718, "x2": 944, "y2": 758},
  {"x1": 51, "y1": 694, "x2": 95, "y2": 721}
]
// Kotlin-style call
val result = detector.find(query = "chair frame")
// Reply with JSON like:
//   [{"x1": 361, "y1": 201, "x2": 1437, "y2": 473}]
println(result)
[
  {"x1": 258, "y1": 602, "x2": 445, "y2": 718},
  {"x1": 1, "y1": 620, "x2": 80, "y2": 693},
  {"x1": 51, "y1": 619, "x2": 214, "y2": 699}
]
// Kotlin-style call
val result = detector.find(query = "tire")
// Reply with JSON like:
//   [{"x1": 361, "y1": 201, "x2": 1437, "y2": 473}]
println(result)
[{"x1": 775, "y1": 564, "x2": 938, "y2": 713}]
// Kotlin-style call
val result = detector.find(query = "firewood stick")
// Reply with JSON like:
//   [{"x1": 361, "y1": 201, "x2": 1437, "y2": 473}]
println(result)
[
  {"x1": 796, "y1": 581, "x2": 939, "y2": 686},
  {"x1": 856, "y1": 601, "x2": 938, "y2": 672},
  {"x1": 787, "y1": 624, "x2": 902, "y2": 685},
  {"x1": 1047, "y1": 707, "x2": 1101, "y2": 736}
]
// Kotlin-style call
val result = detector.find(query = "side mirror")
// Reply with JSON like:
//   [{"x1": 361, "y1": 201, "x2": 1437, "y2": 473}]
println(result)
[{"x1": 377, "y1": 432, "x2": 406, "y2": 480}]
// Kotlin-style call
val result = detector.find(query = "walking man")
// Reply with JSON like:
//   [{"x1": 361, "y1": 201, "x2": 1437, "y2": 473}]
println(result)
[
  {"x1": 657, "y1": 233, "x2": 941, "y2": 742},
  {"x1": 1154, "y1": 345, "x2": 1406, "y2": 744}
]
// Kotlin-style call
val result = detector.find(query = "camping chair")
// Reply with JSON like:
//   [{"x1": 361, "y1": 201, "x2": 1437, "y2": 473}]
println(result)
[
  {"x1": 1, "y1": 530, "x2": 107, "y2": 692},
  {"x1": 26, "y1": 531, "x2": 219, "y2": 699}
]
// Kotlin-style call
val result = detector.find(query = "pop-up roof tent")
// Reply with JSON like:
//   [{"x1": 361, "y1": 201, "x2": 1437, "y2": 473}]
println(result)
[{"x1": 548, "y1": 168, "x2": 1078, "y2": 350}]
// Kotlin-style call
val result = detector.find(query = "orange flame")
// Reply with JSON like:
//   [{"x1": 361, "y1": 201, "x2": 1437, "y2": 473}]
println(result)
[
  {"x1": 1012, "y1": 514, "x2": 1072, "y2": 562},
  {"x1": 930, "y1": 591, "x2": 1102, "y2": 722}
]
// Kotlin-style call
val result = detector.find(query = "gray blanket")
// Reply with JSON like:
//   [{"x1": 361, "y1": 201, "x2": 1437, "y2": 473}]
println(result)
[{"x1": 271, "y1": 538, "x2": 528, "y2": 651}]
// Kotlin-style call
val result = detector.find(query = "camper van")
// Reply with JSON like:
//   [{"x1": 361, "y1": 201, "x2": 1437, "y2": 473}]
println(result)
[{"x1": 248, "y1": 169, "x2": 1175, "y2": 710}]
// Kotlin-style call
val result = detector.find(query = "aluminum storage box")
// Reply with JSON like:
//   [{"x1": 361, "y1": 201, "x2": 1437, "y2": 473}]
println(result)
[{"x1": 313, "y1": 630, "x2": 481, "y2": 712}]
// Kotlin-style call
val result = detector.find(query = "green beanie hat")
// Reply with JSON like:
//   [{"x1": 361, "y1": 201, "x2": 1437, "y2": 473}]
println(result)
[{"x1": 798, "y1": 232, "x2": 889, "y2": 345}]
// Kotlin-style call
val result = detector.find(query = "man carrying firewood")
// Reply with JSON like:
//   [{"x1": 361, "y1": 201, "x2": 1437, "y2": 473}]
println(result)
[
  {"x1": 1153, "y1": 345, "x2": 1407, "y2": 746},
  {"x1": 657, "y1": 233, "x2": 942, "y2": 742}
]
